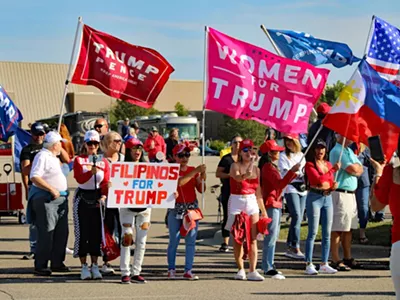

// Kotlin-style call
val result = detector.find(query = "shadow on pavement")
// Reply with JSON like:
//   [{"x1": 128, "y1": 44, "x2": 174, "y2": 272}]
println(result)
[{"x1": 252, "y1": 291, "x2": 395, "y2": 297}]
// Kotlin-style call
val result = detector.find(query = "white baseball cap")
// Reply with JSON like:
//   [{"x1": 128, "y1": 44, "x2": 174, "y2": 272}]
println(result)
[
  {"x1": 84, "y1": 130, "x2": 100, "y2": 143},
  {"x1": 44, "y1": 131, "x2": 63, "y2": 145}
]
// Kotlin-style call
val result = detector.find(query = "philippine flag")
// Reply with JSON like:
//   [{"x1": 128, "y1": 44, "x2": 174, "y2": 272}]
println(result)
[{"x1": 323, "y1": 59, "x2": 400, "y2": 160}]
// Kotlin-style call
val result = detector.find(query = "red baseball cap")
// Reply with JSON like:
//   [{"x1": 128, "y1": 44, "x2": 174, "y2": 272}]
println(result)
[
  {"x1": 282, "y1": 133, "x2": 299, "y2": 140},
  {"x1": 317, "y1": 103, "x2": 331, "y2": 115},
  {"x1": 125, "y1": 138, "x2": 143, "y2": 149},
  {"x1": 239, "y1": 139, "x2": 254, "y2": 151},
  {"x1": 261, "y1": 140, "x2": 285, "y2": 153},
  {"x1": 172, "y1": 143, "x2": 191, "y2": 156}
]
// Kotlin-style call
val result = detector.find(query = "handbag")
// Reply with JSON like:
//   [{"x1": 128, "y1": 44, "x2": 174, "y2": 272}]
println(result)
[
  {"x1": 99, "y1": 204, "x2": 120, "y2": 262},
  {"x1": 78, "y1": 189, "x2": 99, "y2": 206},
  {"x1": 291, "y1": 181, "x2": 306, "y2": 193}
]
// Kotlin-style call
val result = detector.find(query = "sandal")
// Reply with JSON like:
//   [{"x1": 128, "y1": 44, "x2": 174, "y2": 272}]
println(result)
[
  {"x1": 343, "y1": 258, "x2": 363, "y2": 270},
  {"x1": 359, "y1": 237, "x2": 369, "y2": 245},
  {"x1": 331, "y1": 260, "x2": 351, "y2": 272}
]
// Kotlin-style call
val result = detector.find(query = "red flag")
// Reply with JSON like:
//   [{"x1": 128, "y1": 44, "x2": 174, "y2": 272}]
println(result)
[{"x1": 71, "y1": 25, "x2": 174, "y2": 108}]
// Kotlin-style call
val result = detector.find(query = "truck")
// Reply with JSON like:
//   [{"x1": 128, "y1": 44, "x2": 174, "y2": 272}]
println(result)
[
  {"x1": 36, "y1": 111, "x2": 109, "y2": 154},
  {"x1": 118, "y1": 113, "x2": 200, "y2": 143}
]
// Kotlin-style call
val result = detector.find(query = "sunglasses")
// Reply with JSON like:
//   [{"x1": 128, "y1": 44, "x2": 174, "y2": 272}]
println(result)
[
  {"x1": 113, "y1": 139, "x2": 122, "y2": 143},
  {"x1": 87, "y1": 141, "x2": 99, "y2": 146},
  {"x1": 131, "y1": 146, "x2": 143, "y2": 150},
  {"x1": 94, "y1": 124, "x2": 104, "y2": 129},
  {"x1": 242, "y1": 147, "x2": 258, "y2": 153},
  {"x1": 177, "y1": 152, "x2": 191, "y2": 158},
  {"x1": 33, "y1": 132, "x2": 45, "y2": 137}
]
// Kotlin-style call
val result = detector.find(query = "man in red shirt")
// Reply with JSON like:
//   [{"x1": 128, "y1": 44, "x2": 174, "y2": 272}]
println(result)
[{"x1": 143, "y1": 126, "x2": 166, "y2": 162}]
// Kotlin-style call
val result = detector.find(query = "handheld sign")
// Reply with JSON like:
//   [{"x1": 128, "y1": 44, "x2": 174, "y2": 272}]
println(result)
[{"x1": 107, "y1": 162, "x2": 180, "y2": 208}]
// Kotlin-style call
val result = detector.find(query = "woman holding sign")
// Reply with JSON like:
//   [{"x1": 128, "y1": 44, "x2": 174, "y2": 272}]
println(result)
[
  {"x1": 73, "y1": 130, "x2": 110, "y2": 280},
  {"x1": 167, "y1": 143, "x2": 206, "y2": 280},
  {"x1": 227, "y1": 139, "x2": 268, "y2": 281},
  {"x1": 118, "y1": 138, "x2": 152, "y2": 284}
]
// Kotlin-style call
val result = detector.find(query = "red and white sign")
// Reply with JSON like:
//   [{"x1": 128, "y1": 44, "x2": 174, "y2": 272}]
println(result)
[
  {"x1": 107, "y1": 162, "x2": 179, "y2": 208},
  {"x1": 71, "y1": 24, "x2": 174, "y2": 108}
]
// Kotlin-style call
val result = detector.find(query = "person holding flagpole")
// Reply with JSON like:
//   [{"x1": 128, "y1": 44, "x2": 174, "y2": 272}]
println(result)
[{"x1": 329, "y1": 134, "x2": 363, "y2": 271}]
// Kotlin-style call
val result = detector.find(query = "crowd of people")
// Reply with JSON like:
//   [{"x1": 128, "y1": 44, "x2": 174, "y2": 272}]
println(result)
[{"x1": 18, "y1": 104, "x2": 400, "y2": 296}]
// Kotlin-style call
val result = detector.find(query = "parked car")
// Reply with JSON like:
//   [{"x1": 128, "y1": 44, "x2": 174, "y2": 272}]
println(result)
[{"x1": 197, "y1": 145, "x2": 220, "y2": 156}]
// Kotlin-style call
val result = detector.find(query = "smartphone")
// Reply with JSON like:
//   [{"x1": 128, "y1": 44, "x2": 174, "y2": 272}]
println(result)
[{"x1": 368, "y1": 136, "x2": 385, "y2": 162}]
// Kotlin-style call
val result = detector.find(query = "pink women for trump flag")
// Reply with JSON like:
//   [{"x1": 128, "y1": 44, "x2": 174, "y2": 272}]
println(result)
[{"x1": 204, "y1": 27, "x2": 330, "y2": 134}]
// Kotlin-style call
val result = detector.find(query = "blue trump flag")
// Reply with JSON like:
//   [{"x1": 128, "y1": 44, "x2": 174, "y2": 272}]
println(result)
[
  {"x1": 0, "y1": 85, "x2": 23, "y2": 142},
  {"x1": 14, "y1": 127, "x2": 31, "y2": 173},
  {"x1": 267, "y1": 29, "x2": 361, "y2": 68}
]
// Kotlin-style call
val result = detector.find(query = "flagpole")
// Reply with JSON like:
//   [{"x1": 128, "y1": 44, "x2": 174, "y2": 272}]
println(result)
[
  {"x1": 201, "y1": 26, "x2": 209, "y2": 211},
  {"x1": 363, "y1": 15, "x2": 375, "y2": 56},
  {"x1": 260, "y1": 24, "x2": 318, "y2": 118},
  {"x1": 57, "y1": 16, "x2": 83, "y2": 132},
  {"x1": 301, "y1": 124, "x2": 323, "y2": 160},
  {"x1": 260, "y1": 24, "x2": 284, "y2": 56},
  {"x1": 335, "y1": 137, "x2": 347, "y2": 181}
]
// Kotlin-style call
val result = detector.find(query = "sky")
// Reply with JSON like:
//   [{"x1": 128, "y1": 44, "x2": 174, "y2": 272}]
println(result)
[{"x1": 0, "y1": 0, "x2": 399, "y2": 85}]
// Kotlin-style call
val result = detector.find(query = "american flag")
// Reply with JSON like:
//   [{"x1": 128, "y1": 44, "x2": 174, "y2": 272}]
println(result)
[{"x1": 366, "y1": 16, "x2": 400, "y2": 87}]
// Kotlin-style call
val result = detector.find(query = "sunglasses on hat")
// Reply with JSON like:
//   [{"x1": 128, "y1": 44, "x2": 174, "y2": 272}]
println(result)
[{"x1": 177, "y1": 152, "x2": 191, "y2": 158}]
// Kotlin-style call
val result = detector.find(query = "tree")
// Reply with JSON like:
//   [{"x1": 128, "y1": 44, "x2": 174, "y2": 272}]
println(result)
[
  {"x1": 174, "y1": 102, "x2": 189, "y2": 116},
  {"x1": 220, "y1": 116, "x2": 266, "y2": 145},
  {"x1": 319, "y1": 80, "x2": 346, "y2": 106},
  {"x1": 107, "y1": 100, "x2": 160, "y2": 129}
]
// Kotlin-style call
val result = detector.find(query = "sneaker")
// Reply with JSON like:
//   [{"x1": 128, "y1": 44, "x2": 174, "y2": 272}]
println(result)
[
  {"x1": 305, "y1": 264, "x2": 319, "y2": 275},
  {"x1": 101, "y1": 263, "x2": 115, "y2": 275},
  {"x1": 51, "y1": 264, "x2": 71, "y2": 273},
  {"x1": 219, "y1": 243, "x2": 229, "y2": 252},
  {"x1": 121, "y1": 275, "x2": 131, "y2": 284},
  {"x1": 292, "y1": 251, "x2": 305, "y2": 260},
  {"x1": 247, "y1": 270, "x2": 265, "y2": 281},
  {"x1": 264, "y1": 269, "x2": 285, "y2": 280},
  {"x1": 34, "y1": 268, "x2": 52, "y2": 276},
  {"x1": 167, "y1": 269, "x2": 176, "y2": 279},
  {"x1": 91, "y1": 264, "x2": 103, "y2": 280},
  {"x1": 319, "y1": 264, "x2": 338, "y2": 274},
  {"x1": 22, "y1": 252, "x2": 35, "y2": 260},
  {"x1": 234, "y1": 269, "x2": 246, "y2": 280},
  {"x1": 81, "y1": 264, "x2": 92, "y2": 280},
  {"x1": 284, "y1": 249, "x2": 296, "y2": 259},
  {"x1": 65, "y1": 248, "x2": 74, "y2": 255},
  {"x1": 183, "y1": 270, "x2": 199, "y2": 280},
  {"x1": 131, "y1": 275, "x2": 147, "y2": 283}
]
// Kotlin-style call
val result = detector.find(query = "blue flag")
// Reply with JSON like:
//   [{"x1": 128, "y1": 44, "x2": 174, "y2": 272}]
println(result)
[
  {"x1": 14, "y1": 127, "x2": 31, "y2": 173},
  {"x1": 0, "y1": 85, "x2": 23, "y2": 142},
  {"x1": 267, "y1": 29, "x2": 361, "y2": 68}
]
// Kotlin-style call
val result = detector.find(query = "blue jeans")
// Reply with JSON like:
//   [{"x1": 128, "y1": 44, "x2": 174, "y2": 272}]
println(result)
[
  {"x1": 167, "y1": 210, "x2": 199, "y2": 271},
  {"x1": 305, "y1": 192, "x2": 333, "y2": 264},
  {"x1": 285, "y1": 193, "x2": 306, "y2": 249},
  {"x1": 356, "y1": 186, "x2": 370, "y2": 229},
  {"x1": 29, "y1": 223, "x2": 37, "y2": 254},
  {"x1": 262, "y1": 207, "x2": 281, "y2": 272}
]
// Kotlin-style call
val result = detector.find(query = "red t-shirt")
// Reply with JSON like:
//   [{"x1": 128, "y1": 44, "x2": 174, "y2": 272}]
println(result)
[
  {"x1": 305, "y1": 161, "x2": 335, "y2": 188},
  {"x1": 176, "y1": 166, "x2": 199, "y2": 204},
  {"x1": 375, "y1": 165, "x2": 400, "y2": 244}
]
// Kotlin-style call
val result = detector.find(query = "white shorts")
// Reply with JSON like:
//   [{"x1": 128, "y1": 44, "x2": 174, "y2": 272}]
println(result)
[
  {"x1": 331, "y1": 191, "x2": 358, "y2": 232},
  {"x1": 225, "y1": 194, "x2": 259, "y2": 231}
]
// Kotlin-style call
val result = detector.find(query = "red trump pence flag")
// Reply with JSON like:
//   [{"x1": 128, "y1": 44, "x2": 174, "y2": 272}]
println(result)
[
  {"x1": 71, "y1": 25, "x2": 174, "y2": 108},
  {"x1": 205, "y1": 27, "x2": 329, "y2": 134}
]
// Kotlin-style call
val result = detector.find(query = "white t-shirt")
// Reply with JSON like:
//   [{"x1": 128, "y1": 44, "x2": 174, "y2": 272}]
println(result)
[
  {"x1": 278, "y1": 151, "x2": 307, "y2": 196},
  {"x1": 30, "y1": 148, "x2": 68, "y2": 192}
]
